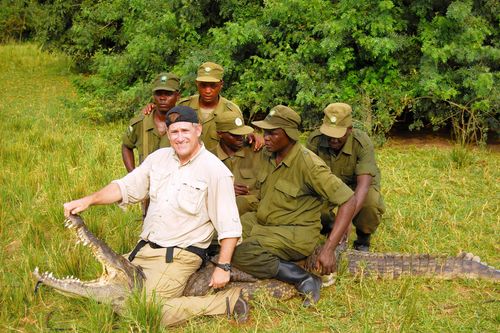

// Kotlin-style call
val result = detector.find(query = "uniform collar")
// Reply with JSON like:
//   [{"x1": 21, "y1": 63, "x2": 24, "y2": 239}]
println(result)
[
  {"x1": 272, "y1": 142, "x2": 300, "y2": 167},
  {"x1": 144, "y1": 109, "x2": 164, "y2": 137},
  {"x1": 215, "y1": 143, "x2": 245, "y2": 161}
]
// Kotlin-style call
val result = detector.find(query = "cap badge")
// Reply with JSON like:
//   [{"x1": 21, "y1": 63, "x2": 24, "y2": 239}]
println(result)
[
  {"x1": 234, "y1": 117, "x2": 243, "y2": 126},
  {"x1": 267, "y1": 109, "x2": 276, "y2": 118},
  {"x1": 330, "y1": 116, "x2": 337, "y2": 124},
  {"x1": 204, "y1": 66, "x2": 212, "y2": 73},
  {"x1": 160, "y1": 75, "x2": 167, "y2": 83}
]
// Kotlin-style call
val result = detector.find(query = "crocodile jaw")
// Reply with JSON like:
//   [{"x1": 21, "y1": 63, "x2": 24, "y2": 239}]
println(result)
[{"x1": 32, "y1": 215, "x2": 145, "y2": 308}]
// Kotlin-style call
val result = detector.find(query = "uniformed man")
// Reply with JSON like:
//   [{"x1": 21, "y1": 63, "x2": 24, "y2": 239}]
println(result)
[
  {"x1": 122, "y1": 72, "x2": 180, "y2": 218},
  {"x1": 178, "y1": 61, "x2": 263, "y2": 152},
  {"x1": 306, "y1": 103, "x2": 385, "y2": 252},
  {"x1": 213, "y1": 112, "x2": 264, "y2": 215},
  {"x1": 122, "y1": 72, "x2": 180, "y2": 171},
  {"x1": 231, "y1": 105, "x2": 357, "y2": 307}
]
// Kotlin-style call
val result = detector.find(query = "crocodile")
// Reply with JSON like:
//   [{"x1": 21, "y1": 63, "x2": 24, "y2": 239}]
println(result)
[{"x1": 33, "y1": 214, "x2": 500, "y2": 310}]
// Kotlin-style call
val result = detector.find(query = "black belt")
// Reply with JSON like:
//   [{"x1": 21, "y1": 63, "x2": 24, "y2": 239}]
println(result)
[{"x1": 128, "y1": 240, "x2": 208, "y2": 264}]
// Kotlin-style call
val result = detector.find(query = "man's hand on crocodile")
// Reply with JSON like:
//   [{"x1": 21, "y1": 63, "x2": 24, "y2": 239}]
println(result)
[
  {"x1": 208, "y1": 268, "x2": 230, "y2": 289},
  {"x1": 316, "y1": 244, "x2": 337, "y2": 275},
  {"x1": 64, "y1": 197, "x2": 92, "y2": 217}
]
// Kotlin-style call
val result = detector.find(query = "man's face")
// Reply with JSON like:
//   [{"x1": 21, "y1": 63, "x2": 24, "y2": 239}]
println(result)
[
  {"x1": 263, "y1": 128, "x2": 291, "y2": 153},
  {"x1": 196, "y1": 81, "x2": 223, "y2": 104},
  {"x1": 167, "y1": 122, "x2": 202, "y2": 161},
  {"x1": 153, "y1": 90, "x2": 179, "y2": 113},
  {"x1": 218, "y1": 131, "x2": 245, "y2": 151},
  {"x1": 327, "y1": 127, "x2": 352, "y2": 152}
]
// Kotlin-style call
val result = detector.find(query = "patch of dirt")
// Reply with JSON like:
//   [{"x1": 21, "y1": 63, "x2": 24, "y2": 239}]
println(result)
[{"x1": 385, "y1": 128, "x2": 500, "y2": 152}]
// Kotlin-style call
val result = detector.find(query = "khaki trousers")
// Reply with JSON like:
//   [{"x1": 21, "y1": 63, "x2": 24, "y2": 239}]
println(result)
[{"x1": 129, "y1": 245, "x2": 241, "y2": 326}]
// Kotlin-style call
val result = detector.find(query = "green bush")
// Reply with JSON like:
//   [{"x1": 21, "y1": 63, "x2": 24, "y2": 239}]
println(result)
[{"x1": 3, "y1": 0, "x2": 498, "y2": 144}]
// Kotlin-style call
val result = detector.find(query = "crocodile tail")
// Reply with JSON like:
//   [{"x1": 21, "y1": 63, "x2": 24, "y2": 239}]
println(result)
[{"x1": 344, "y1": 250, "x2": 500, "y2": 281}]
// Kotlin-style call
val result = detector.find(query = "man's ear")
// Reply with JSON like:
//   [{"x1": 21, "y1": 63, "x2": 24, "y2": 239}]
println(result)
[
  {"x1": 216, "y1": 131, "x2": 223, "y2": 139},
  {"x1": 196, "y1": 124, "x2": 203, "y2": 137}
]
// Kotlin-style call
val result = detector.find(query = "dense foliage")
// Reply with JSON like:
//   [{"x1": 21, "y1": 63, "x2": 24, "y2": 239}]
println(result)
[{"x1": 1, "y1": 0, "x2": 498, "y2": 144}]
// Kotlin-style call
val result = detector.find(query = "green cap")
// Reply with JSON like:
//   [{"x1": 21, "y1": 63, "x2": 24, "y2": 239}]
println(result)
[
  {"x1": 252, "y1": 105, "x2": 301, "y2": 141},
  {"x1": 196, "y1": 62, "x2": 224, "y2": 82},
  {"x1": 320, "y1": 103, "x2": 352, "y2": 138},
  {"x1": 152, "y1": 72, "x2": 180, "y2": 92},
  {"x1": 215, "y1": 112, "x2": 254, "y2": 135}
]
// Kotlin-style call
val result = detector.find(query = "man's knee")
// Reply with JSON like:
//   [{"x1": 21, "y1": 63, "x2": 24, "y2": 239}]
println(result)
[{"x1": 232, "y1": 240, "x2": 280, "y2": 279}]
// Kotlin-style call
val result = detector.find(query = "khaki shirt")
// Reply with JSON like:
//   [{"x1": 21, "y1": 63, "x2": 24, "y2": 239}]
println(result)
[
  {"x1": 306, "y1": 128, "x2": 381, "y2": 190},
  {"x1": 113, "y1": 145, "x2": 242, "y2": 249},
  {"x1": 122, "y1": 110, "x2": 171, "y2": 164},
  {"x1": 178, "y1": 95, "x2": 242, "y2": 152},
  {"x1": 252, "y1": 143, "x2": 354, "y2": 255}
]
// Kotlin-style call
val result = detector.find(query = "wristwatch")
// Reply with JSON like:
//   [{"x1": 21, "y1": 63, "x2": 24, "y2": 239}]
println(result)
[{"x1": 214, "y1": 262, "x2": 232, "y2": 271}]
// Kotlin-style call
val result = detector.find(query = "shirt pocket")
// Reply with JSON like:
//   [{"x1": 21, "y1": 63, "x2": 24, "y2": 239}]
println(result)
[
  {"x1": 273, "y1": 179, "x2": 300, "y2": 211},
  {"x1": 177, "y1": 180, "x2": 208, "y2": 215},
  {"x1": 239, "y1": 168, "x2": 256, "y2": 188}
]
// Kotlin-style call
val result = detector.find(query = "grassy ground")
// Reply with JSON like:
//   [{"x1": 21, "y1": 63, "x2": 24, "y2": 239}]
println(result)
[{"x1": 0, "y1": 44, "x2": 498, "y2": 332}]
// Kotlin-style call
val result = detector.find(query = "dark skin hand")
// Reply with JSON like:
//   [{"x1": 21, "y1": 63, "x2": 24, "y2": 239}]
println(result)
[
  {"x1": 315, "y1": 195, "x2": 357, "y2": 275},
  {"x1": 234, "y1": 183, "x2": 250, "y2": 196}
]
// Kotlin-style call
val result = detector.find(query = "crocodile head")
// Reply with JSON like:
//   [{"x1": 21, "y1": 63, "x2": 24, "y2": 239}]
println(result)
[{"x1": 33, "y1": 215, "x2": 145, "y2": 309}]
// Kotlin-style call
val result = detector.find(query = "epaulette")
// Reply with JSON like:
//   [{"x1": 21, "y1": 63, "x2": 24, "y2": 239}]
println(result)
[
  {"x1": 224, "y1": 99, "x2": 241, "y2": 113},
  {"x1": 128, "y1": 113, "x2": 145, "y2": 126},
  {"x1": 352, "y1": 129, "x2": 373, "y2": 148},
  {"x1": 178, "y1": 95, "x2": 197, "y2": 105}
]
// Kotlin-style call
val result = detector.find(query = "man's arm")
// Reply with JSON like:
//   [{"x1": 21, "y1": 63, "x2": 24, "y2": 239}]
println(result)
[
  {"x1": 316, "y1": 195, "x2": 356, "y2": 275},
  {"x1": 209, "y1": 237, "x2": 239, "y2": 289},
  {"x1": 121, "y1": 144, "x2": 136, "y2": 173},
  {"x1": 63, "y1": 183, "x2": 123, "y2": 217},
  {"x1": 353, "y1": 174, "x2": 372, "y2": 216}
]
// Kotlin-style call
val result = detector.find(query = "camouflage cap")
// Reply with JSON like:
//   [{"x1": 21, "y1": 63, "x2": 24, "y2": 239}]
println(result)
[
  {"x1": 216, "y1": 112, "x2": 254, "y2": 136},
  {"x1": 196, "y1": 62, "x2": 224, "y2": 82},
  {"x1": 152, "y1": 72, "x2": 180, "y2": 92},
  {"x1": 252, "y1": 105, "x2": 301, "y2": 141},
  {"x1": 320, "y1": 103, "x2": 352, "y2": 138}
]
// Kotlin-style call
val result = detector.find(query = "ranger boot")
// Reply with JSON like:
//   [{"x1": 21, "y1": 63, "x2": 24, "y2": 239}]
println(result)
[
  {"x1": 275, "y1": 260, "x2": 321, "y2": 307},
  {"x1": 353, "y1": 229, "x2": 371, "y2": 252}
]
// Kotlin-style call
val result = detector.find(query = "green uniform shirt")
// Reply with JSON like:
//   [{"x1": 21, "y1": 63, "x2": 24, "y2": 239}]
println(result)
[
  {"x1": 306, "y1": 128, "x2": 381, "y2": 190},
  {"x1": 252, "y1": 143, "x2": 354, "y2": 255},
  {"x1": 213, "y1": 143, "x2": 263, "y2": 194},
  {"x1": 122, "y1": 110, "x2": 171, "y2": 164},
  {"x1": 178, "y1": 95, "x2": 243, "y2": 152}
]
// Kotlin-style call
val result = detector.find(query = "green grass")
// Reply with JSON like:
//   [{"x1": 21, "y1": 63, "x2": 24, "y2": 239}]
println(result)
[{"x1": 0, "y1": 43, "x2": 498, "y2": 332}]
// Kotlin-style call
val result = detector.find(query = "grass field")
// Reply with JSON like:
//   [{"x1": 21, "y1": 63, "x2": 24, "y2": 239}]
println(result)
[{"x1": 0, "y1": 44, "x2": 498, "y2": 332}]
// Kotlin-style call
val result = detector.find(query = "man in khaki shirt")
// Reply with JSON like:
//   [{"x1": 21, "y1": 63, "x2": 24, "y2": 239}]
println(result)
[
  {"x1": 212, "y1": 111, "x2": 264, "y2": 215},
  {"x1": 307, "y1": 103, "x2": 385, "y2": 251},
  {"x1": 231, "y1": 105, "x2": 356, "y2": 307},
  {"x1": 64, "y1": 106, "x2": 248, "y2": 326}
]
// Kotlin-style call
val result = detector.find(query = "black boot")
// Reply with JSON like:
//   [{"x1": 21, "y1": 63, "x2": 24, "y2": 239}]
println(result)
[
  {"x1": 353, "y1": 229, "x2": 371, "y2": 251},
  {"x1": 275, "y1": 261, "x2": 321, "y2": 307}
]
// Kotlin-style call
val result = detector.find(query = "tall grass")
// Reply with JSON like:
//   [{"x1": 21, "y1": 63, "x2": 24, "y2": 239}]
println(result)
[{"x1": 0, "y1": 44, "x2": 498, "y2": 332}]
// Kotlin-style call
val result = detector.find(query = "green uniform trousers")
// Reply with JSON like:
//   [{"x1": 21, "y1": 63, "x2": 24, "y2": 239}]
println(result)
[
  {"x1": 232, "y1": 212, "x2": 307, "y2": 279},
  {"x1": 321, "y1": 186, "x2": 385, "y2": 235},
  {"x1": 127, "y1": 245, "x2": 241, "y2": 326}
]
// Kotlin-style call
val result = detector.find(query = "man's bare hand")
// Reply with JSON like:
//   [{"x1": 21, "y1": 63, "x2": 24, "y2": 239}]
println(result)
[
  {"x1": 209, "y1": 267, "x2": 231, "y2": 289},
  {"x1": 234, "y1": 183, "x2": 249, "y2": 196},
  {"x1": 63, "y1": 198, "x2": 91, "y2": 217},
  {"x1": 247, "y1": 133, "x2": 264, "y2": 151},
  {"x1": 315, "y1": 245, "x2": 337, "y2": 275},
  {"x1": 142, "y1": 103, "x2": 155, "y2": 115}
]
